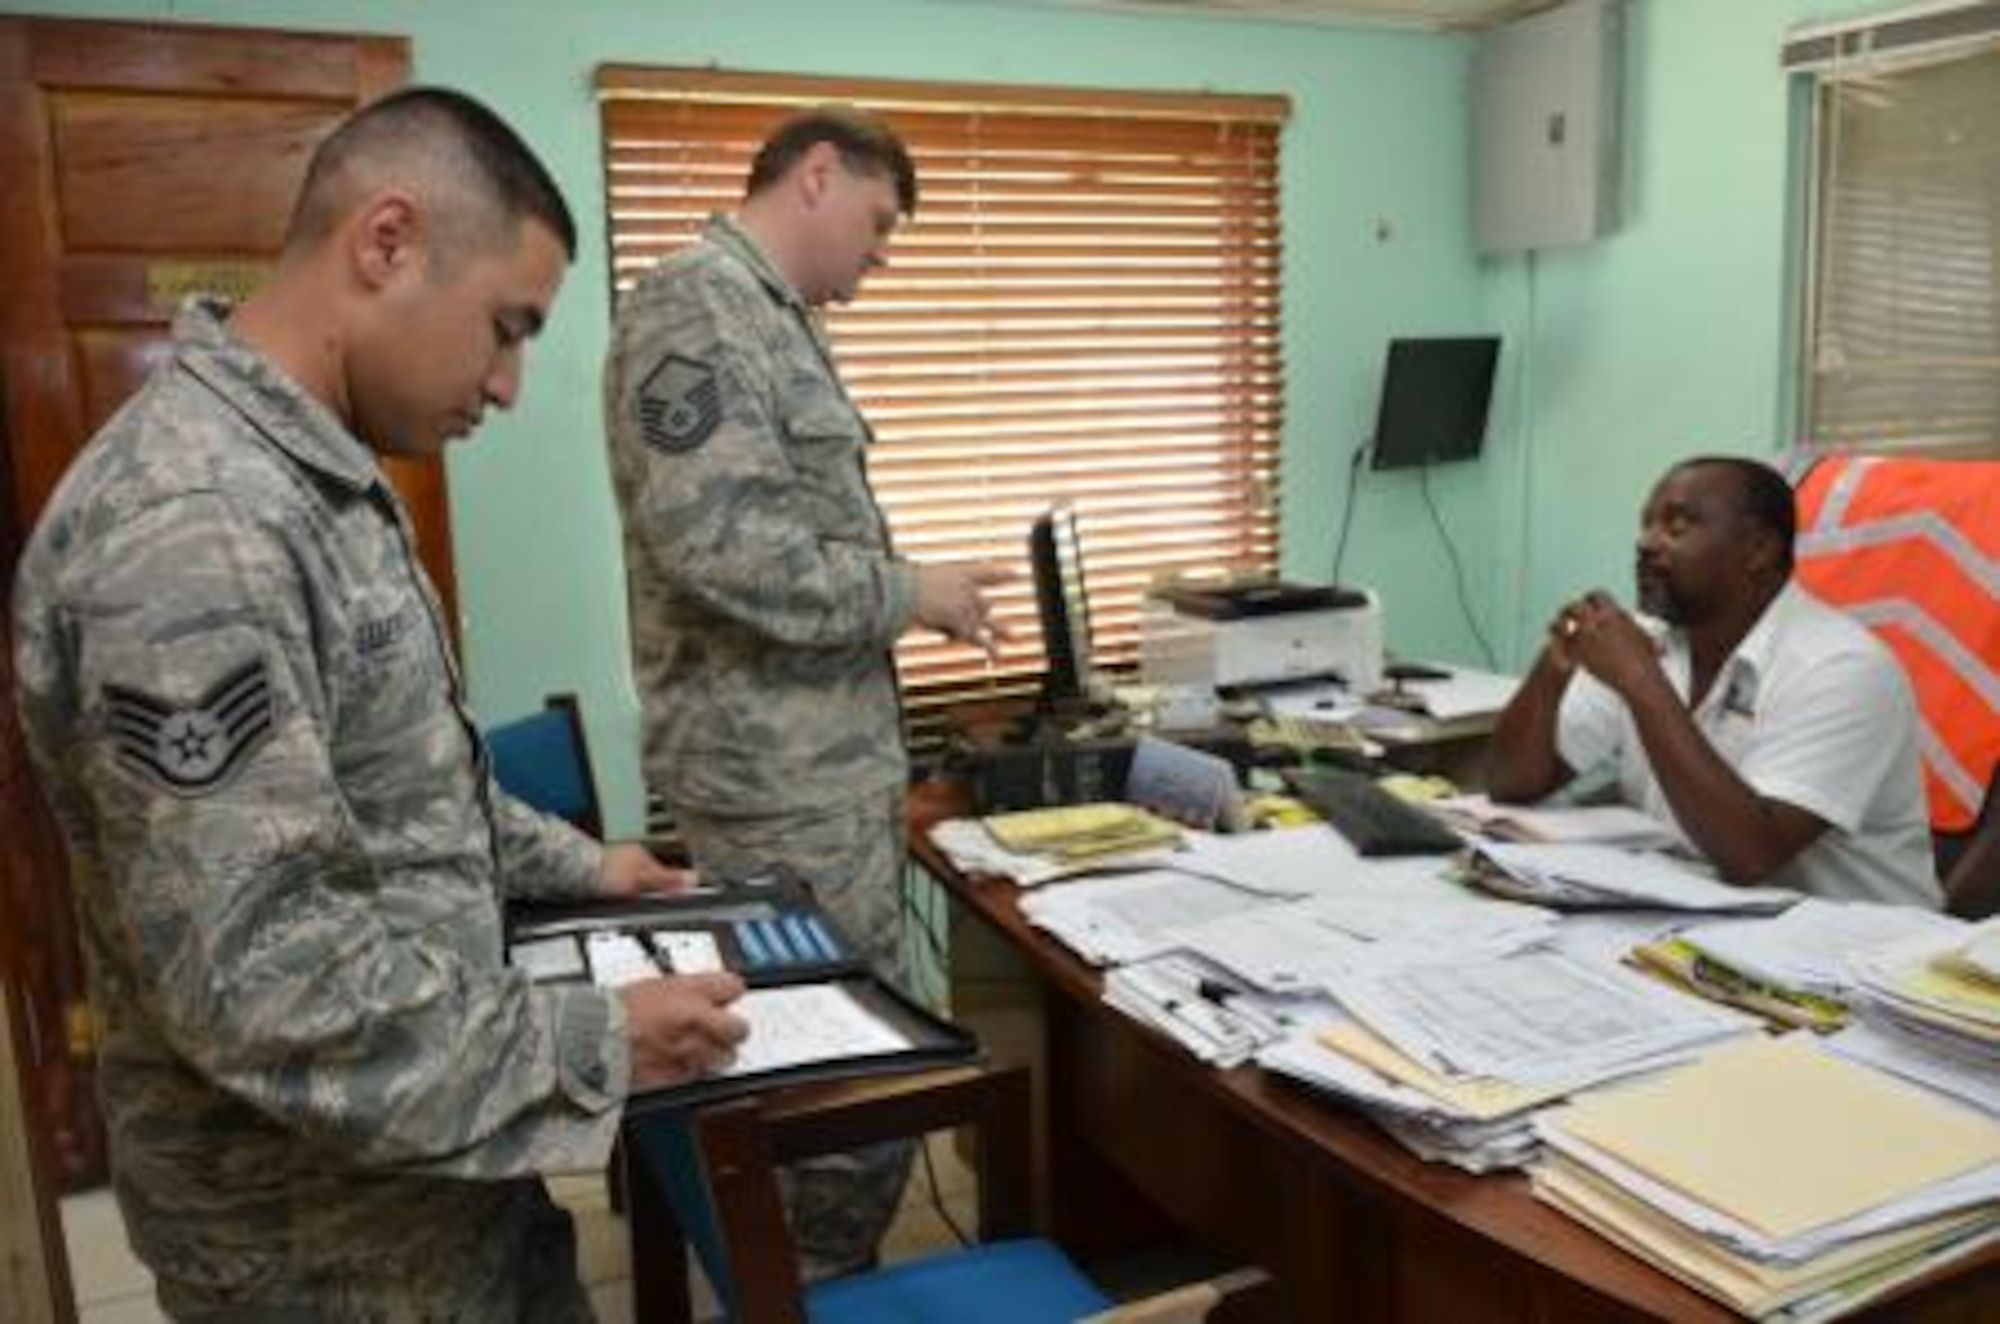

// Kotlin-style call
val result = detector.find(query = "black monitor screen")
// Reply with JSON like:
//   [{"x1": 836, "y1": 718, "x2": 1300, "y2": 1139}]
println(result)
[
  {"x1": 1028, "y1": 505, "x2": 1094, "y2": 703},
  {"x1": 1369, "y1": 336, "x2": 1501, "y2": 470}
]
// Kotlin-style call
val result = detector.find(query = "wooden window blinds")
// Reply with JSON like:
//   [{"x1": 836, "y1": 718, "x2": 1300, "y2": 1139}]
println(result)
[
  {"x1": 1787, "y1": 6, "x2": 2000, "y2": 456},
  {"x1": 597, "y1": 67, "x2": 1289, "y2": 721}
]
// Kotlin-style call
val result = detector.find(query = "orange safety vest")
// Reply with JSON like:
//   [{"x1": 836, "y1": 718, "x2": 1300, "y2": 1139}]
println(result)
[{"x1": 1793, "y1": 454, "x2": 2000, "y2": 833}]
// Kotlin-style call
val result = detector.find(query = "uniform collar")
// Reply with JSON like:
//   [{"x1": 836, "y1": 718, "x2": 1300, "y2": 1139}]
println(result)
[
  {"x1": 172, "y1": 296, "x2": 383, "y2": 494},
  {"x1": 1681, "y1": 581, "x2": 1804, "y2": 718},
  {"x1": 705, "y1": 213, "x2": 808, "y2": 311}
]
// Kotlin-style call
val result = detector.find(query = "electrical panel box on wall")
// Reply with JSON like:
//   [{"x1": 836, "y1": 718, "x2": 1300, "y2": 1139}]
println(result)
[{"x1": 1472, "y1": 0, "x2": 1625, "y2": 255}]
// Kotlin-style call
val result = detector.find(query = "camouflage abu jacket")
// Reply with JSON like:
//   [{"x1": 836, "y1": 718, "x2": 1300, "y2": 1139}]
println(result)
[
  {"x1": 12, "y1": 299, "x2": 626, "y2": 1316},
  {"x1": 606, "y1": 215, "x2": 918, "y2": 818}
]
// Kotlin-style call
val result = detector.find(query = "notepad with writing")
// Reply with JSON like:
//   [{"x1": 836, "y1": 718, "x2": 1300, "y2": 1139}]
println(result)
[{"x1": 1553, "y1": 1036, "x2": 2000, "y2": 1241}]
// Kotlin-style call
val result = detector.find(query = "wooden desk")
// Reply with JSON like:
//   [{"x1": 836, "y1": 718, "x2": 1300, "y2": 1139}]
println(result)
[{"x1": 912, "y1": 782, "x2": 2000, "y2": 1323}]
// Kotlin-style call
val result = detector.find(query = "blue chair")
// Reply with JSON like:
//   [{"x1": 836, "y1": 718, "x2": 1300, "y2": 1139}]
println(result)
[
  {"x1": 623, "y1": 1064, "x2": 1272, "y2": 1324},
  {"x1": 486, "y1": 693, "x2": 604, "y2": 839}
]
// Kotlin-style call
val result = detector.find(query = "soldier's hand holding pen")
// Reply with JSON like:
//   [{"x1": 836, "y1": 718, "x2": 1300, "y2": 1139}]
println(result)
[
  {"x1": 914, "y1": 561, "x2": 1017, "y2": 659},
  {"x1": 620, "y1": 972, "x2": 749, "y2": 1089}
]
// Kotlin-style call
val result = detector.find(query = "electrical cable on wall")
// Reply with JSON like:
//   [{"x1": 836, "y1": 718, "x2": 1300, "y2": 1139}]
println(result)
[
  {"x1": 1330, "y1": 440, "x2": 1369, "y2": 586},
  {"x1": 1419, "y1": 465, "x2": 1500, "y2": 670}
]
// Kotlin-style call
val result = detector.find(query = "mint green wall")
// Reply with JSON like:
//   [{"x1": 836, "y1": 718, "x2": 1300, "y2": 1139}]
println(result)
[
  {"x1": 6, "y1": 0, "x2": 1483, "y2": 829},
  {"x1": 6, "y1": 0, "x2": 1906, "y2": 826},
  {"x1": 1470, "y1": 0, "x2": 1893, "y2": 663}
]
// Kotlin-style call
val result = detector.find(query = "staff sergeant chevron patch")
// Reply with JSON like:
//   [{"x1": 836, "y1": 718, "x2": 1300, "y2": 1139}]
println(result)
[
  {"x1": 104, "y1": 658, "x2": 276, "y2": 796},
  {"x1": 638, "y1": 353, "x2": 721, "y2": 452}
]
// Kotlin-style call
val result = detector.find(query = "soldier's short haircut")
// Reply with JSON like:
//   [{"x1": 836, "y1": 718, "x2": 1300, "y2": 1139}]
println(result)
[
  {"x1": 287, "y1": 86, "x2": 577, "y2": 261},
  {"x1": 1678, "y1": 455, "x2": 1798, "y2": 572},
  {"x1": 746, "y1": 105, "x2": 918, "y2": 216}
]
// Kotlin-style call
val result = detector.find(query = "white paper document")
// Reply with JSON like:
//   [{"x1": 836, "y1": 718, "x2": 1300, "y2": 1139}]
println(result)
[
  {"x1": 722, "y1": 984, "x2": 913, "y2": 1077},
  {"x1": 585, "y1": 932, "x2": 659, "y2": 989},
  {"x1": 1471, "y1": 841, "x2": 1799, "y2": 915},
  {"x1": 1432, "y1": 794, "x2": 1679, "y2": 849},
  {"x1": 1167, "y1": 825, "x2": 1365, "y2": 897},
  {"x1": 513, "y1": 934, "x2": 587, "y2": 982},
  {"x1": 1683, "y1": 900, "x2": 1966, "y2": 1000},
  {"x1": 1826, "y1": 1016, "x2": 2000, "y2": 1116},
  {"x1": 1334, "y1": 947, "x2": 1749, "y2": 1085},
  {"x1": 1167, "y1": 889, "x2": 1557, "y2": 995},
  {"x1": 1020, "y1": 869, "x2": 1274, "y2": 966},
  {"x1": 1395, "y1": 665, "x2": 1519, "y2": 720}
]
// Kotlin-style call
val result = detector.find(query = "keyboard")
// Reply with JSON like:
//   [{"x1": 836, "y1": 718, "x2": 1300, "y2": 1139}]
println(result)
[{"x1": 1283, "y1": 767, "x2": 1465, "y2": 857}]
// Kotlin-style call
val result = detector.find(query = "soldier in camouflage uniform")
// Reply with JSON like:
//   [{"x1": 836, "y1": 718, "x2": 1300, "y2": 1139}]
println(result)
[
  {"x1": 604, "y1": 107, "x2": 1010, "y2": 1276},
  {"x1": 12, "y1": 89, "x2": 749, "y2": 1322}
]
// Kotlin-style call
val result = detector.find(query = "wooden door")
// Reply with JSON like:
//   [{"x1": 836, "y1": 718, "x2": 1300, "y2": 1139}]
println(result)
[{"x1": 0, "y1": 16, "x2": 431, "y2": 1190}]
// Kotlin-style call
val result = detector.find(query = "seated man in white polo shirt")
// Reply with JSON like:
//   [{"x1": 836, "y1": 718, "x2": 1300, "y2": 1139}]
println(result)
[{"x1": 1487, "y1": 455, "x2": 1940, "y2": 907}]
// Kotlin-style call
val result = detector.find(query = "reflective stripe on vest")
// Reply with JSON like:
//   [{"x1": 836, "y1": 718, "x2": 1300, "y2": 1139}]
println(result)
[{"x1": 1794, "y1": 455, "x2": 2000, "y2": 832}]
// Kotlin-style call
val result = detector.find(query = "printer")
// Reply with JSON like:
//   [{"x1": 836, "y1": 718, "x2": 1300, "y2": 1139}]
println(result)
[{"x1": 1139, "y1": 580, "x2": 1385, "y2": 695}]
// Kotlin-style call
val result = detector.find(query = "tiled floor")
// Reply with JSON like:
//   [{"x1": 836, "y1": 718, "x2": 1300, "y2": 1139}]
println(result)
[{"x1": 63, "y1": 1139, "x2": 978, "y2": 1324}]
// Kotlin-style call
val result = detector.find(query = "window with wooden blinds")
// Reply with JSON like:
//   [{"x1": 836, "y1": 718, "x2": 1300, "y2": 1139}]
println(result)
[
  {"x1": 597, "y1": 67, "x2": 1289, "y2": 726},
  {"x1": 1788, "y1": 7, "x2": 2000, "y2": 456}
]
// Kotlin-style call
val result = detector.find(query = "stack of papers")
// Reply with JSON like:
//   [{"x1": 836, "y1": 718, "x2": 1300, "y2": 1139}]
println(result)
[
  {"x1": 1105, "y1": 951, "x2": 1340, "y2": 1068},
  {"x1": 1259, "y1": 947, "x2": 1751, "y2": 1172},
  {"x1": 926, "y1": 815, "x2": 1176, "y2": 888},
  {"x1": 1259, "y1": 1019, "x2": 1561, "y2": 1171},
  {"x1": 982, "y1": 802, "x2": 1184, "y2": 861},
  {"x1": 1171, "y1": 888, "x2": 1558, "y2": 996},
  {"x1": 1465, "y1": 841, "x2": 1800, "y2": 915},
  {"x1": 1533, "y1": 1036, "x2": 2000, "y2": 1320},
  {"x1": 1632, "y1": 901, "x2": 1964, "y2": 1032},
  {"x1": 1431, "y1": 794, "x2": 1680, "y2": 850},
  {"x1": 1827, "y1": 923, "x2": 2000, "y2": 1116},
  {"x1": 1018, "y1": 868, "x2": 1277, "y2": 966},
  {"x1": 1848, "y1": 927, "x2": 2000, "y2": 1064}
]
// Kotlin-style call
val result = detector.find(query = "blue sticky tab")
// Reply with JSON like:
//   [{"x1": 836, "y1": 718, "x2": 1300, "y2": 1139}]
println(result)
[
  {"x1": 781, "y1": 913, "x2": 819, "y2": 964},
  {"x1": 733, "y1": 919, "x2": 772, "y2": 968},
  {"x1": 753, "y1": 918, "x2": 791, "y2": 964},
  {"x1": 803, "y1": 914, "x2": 844, "y2": 963}
]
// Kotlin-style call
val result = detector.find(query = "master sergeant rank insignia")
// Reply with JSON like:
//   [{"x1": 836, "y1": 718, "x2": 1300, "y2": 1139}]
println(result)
[
  {"x1": 105, "y1": 658, "x2": 276, "y2": 796},
  {"x1": 638, "y1": 354, "x2": 722, "y2": 453}
]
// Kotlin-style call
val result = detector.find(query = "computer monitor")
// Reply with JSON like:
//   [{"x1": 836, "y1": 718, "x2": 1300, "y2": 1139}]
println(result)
[
  {"x1": 1369, "y1": 336, "x2": 1502, "y2": 470},
  {"x1": 1028, "y1": 505, "x2": 1095, "y2": 707}
]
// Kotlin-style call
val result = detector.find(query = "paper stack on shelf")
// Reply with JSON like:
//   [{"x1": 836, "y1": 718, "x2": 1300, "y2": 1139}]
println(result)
[
  {"x1": 1464, "y1": 841, "x2": 1800, "y2": 915},
  {"x1": 1632, "y1": 901, "x2": 1965, "y2": 1033},
  {"x1": 1532, "y1": 1036, "x2": 2000, "y2": 1321}
]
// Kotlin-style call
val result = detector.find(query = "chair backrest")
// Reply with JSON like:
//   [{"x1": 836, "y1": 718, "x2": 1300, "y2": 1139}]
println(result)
[
  {"x1": 628, "y1": 1065, "x2": 1034, "y2": 1324},
  {"x1": 1792, "y1": 454, "x2": 2000, "y2": 881},
  {"x1": 485, "y1": 693, "x2": 604, "y2": 839},
  {"x1": 622, "y1": 1065, "x2": 1276, "y2": 1324}
]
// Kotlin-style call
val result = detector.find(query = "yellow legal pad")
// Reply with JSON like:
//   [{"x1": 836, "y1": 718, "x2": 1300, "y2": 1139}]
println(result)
[
  {"x1": 981, "y1": 802, "x2": 1182, "y2": 861},
  {"x1": 1551, "y1": 1036, "x2": 2000, "y2": 1242}
]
